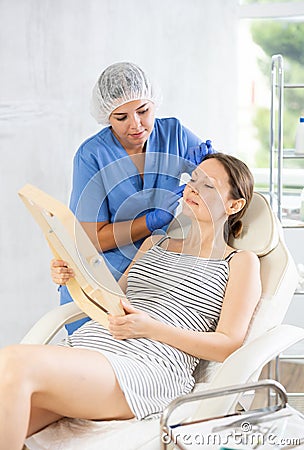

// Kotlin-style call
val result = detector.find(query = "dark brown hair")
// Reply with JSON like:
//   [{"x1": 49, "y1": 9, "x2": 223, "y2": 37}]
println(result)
[{"x1": 203, "y1": 153, "x2": 254, "y2": 242}]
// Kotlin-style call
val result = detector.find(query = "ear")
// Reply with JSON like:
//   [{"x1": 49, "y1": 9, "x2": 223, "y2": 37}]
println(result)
[{"x1": 226, "y1": 198, "x2": 246, "y2": 215}]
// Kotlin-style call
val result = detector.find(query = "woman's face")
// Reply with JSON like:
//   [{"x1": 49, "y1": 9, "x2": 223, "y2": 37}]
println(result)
[
  {"x1": 109, "y1": 100, "x2": 155, "y2": 152},
  {"x1": 183, "y1": 158, "x2": 233, "y2": 223}
]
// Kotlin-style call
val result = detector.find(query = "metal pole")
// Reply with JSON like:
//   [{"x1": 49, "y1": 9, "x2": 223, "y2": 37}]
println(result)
[
  {"x1": 277, "y1": 55, "x2": 284, "y2": 221},
  {"x1": 270, "y1": 56, "x2": 276, "y2": 208},
  {"x1": 270, "y1": 54, "x2": 284, "y2": 220}
]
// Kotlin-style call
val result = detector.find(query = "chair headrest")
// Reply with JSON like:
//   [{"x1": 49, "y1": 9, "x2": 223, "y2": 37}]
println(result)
[
  {"x1": 228, "y1": 192, "x2": 279, "y2": 256},
  {"x1": 168, "y1": 193, "x2": 279, "y2": 257}
]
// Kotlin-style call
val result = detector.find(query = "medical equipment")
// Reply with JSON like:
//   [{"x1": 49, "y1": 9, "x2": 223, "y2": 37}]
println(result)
[{"x1": 295, "y1": 117, "x2": 304, "y2": 155}]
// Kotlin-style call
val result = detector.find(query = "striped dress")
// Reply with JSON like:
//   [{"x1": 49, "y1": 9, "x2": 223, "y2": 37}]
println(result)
[{"x1": 62, "y1": 237, "x2": 237, "y2": 420}]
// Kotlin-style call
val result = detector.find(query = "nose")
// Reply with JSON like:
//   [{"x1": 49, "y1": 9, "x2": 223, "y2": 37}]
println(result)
[
  {"x1": 129, "y1": 112, "x2": 141, "y2": 129},
  {"x1": 187, "y1": 182, "x2": 199, "y2": 195}
]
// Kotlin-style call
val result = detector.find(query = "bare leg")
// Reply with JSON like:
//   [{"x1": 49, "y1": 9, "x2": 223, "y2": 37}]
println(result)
[
  {"x1": 0, "y1": 344, "x2": 134, "y2": 450},
  {"x1": 27, "y1": 406, "x2": 63, "y2": 437}
]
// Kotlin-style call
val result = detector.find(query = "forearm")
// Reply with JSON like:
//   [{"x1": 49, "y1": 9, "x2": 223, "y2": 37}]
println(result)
[
  {"x1": 148, "y1": 320, "x2": 243, "y2": 363},
  {"x1": 83, "y1": 216, "x2": 151, "y2": 252},
  {"x1": 99, "y1": 216, "x2": 151, "y2": 251}
]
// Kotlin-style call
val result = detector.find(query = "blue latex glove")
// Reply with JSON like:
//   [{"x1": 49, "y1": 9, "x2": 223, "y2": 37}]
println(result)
[
  {"x1": 187, "y1": 140, "x2": 214, "y2": 166},
  {"x1": 146, "y1": 184, "x2": 186, "y2": 232}
]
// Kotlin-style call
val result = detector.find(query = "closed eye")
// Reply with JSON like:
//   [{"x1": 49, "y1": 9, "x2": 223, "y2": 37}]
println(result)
[{"x1": 138, "y1": 108, "x2": 149, "y2": 115}]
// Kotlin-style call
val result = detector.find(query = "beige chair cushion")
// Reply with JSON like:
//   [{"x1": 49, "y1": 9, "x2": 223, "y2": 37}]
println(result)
[{"x1": 229, "y1": 192, "x2": 279, "y2": 256}]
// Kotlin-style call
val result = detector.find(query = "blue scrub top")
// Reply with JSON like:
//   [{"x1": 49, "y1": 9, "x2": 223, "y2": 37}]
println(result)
[{"x1": 60, "y1": 117, "x2": 207, "y2": 332}]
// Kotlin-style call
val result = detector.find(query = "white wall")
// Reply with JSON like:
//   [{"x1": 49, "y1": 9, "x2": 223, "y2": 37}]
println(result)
[{"x1": 0, "y1": 0, "x2": 239, "y2": 346}]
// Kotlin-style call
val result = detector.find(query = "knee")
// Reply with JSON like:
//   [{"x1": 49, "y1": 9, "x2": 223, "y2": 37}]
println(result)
[{"x1": 0, "y1": 345, "x2": 32, "y2": 387}]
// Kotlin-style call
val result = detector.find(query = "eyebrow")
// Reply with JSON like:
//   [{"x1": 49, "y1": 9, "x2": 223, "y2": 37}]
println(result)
[
  {"x1": 192, "y1": 170, "x2": 216, "y2": 183},
  {"x1": 205, "y1": 175, "x2": 216, "y2": 183},
  {"x1": 112, "y1": 102, "x2": 149, "y2": 116}
]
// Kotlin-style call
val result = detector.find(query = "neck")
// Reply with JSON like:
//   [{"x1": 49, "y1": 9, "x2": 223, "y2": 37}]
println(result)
[
  {"x1": 125, "y1": 144, "x2": 146, "y2": 155},
  {"x1": 183, "y1": 218, "x2": 229, "y2": 259}
]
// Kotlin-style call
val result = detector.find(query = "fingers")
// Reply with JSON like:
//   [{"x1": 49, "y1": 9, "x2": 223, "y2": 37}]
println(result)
[
  {"x1": 108, "y1": 315, "x2": 128, "y2": 326},
  {"x1": 50, "y1": 259, "x2": 69, "y2": 268},
  {"x1": 174, "y1": 184, "x2": 186, "y2": 196},
  {"x1": 206, "y1": 139, "x2": 212, "y2": 148},
  {"x1": 188, "y1": 146, "x2": 200, "y2": 165},
  {"x1": 108, "y1": 315, "x2": 130, "y2": 340},
  {"x1": 166, "y1": 201, "x2": 179, "y2": 215},
  {"x1": 188, "y1": 141, "x2": 214, "y2": 165},
  {"x1": 166, "y1": 195, "x2": 183, "y2": 212},
  {"x1": 166, "y1": 185, "x2": 185, "y2": 210},
  {"x1": 121, "y1": 300, "x2": 138, "y2": 314},
  {"x1": 202, "y1": 140, "x2": 214, "y2": 156},
  {"x1": 108, "y1": 304, "x2": 140, "y2": 339},
  {"x1": 50, "y1": 259, "x2": 74, "y2": 285}
]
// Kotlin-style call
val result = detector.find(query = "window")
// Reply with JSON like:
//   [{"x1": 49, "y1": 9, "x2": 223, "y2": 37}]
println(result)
[{"x1": 237, "y1": 1, "x2": 304, "y2": 220}]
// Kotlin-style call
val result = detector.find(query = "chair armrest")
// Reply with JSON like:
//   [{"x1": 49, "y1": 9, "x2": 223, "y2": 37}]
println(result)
[
  {"x1": 192, "y1": 324, "x2": 304, "y2": 420},
  {"x1": 21, "y1": 302, "x2": 87, "y2": 345}
]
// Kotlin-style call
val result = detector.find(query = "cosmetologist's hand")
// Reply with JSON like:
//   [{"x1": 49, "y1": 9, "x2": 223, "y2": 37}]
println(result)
[
  {"x1": 145, "y1": 184, "x2": 186, "y2": 232},
  {"x1": 187, "y1": 140, "x2": 214, "y2": 166}
]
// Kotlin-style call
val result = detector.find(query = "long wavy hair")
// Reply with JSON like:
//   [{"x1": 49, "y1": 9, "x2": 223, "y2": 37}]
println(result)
[{"x1": 203, "y1": 153, "x2": 254, "y2": 242}]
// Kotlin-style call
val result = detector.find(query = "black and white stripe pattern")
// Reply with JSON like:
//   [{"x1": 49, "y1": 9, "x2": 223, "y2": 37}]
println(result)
[{"x1": 62, "y1": 243, "x2": 235, "y2": 419}]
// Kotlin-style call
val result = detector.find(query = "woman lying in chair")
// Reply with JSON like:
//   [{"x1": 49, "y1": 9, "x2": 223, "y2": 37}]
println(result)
[{"x1": 0, "y1": 153, "x2": 261, "y2": 450}]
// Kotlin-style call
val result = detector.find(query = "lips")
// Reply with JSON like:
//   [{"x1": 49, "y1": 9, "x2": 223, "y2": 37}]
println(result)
[
  {"x1": 185, "y1": 198, "x2": 199, "y2": 206},
  {"x1": 130, "y1": 130, "x2": 145, "y2": 139}
]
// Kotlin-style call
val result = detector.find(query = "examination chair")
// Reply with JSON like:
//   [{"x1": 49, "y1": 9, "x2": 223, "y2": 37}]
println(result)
[{"x1": 23, "y1": 192, "x2": 304, "y2": 450}]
